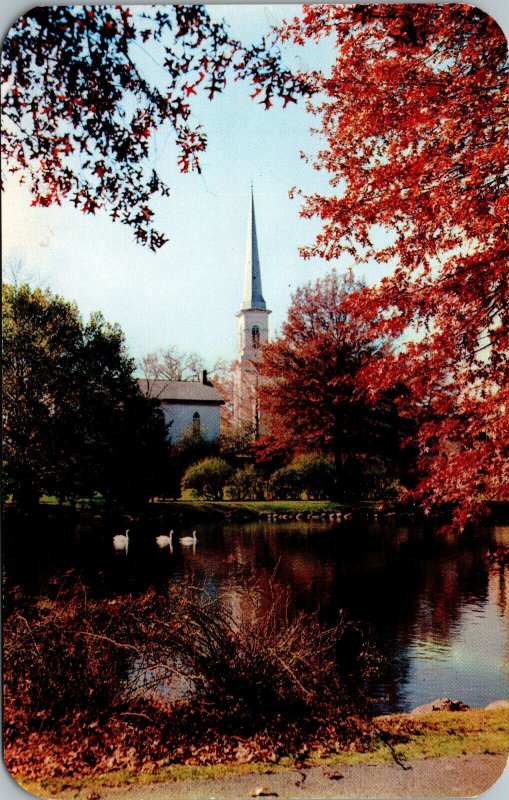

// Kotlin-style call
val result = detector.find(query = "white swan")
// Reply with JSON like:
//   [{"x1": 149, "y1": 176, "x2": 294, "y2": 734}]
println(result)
[
  {"x1": 113, "y1": 529, "x2": 129, "y2": 552},
  {"x1": 179, "y1": 530, "x2": 197, "y2": 546},
  {"x1": 156, "y1": 530, "x2": 174, "y2": 552}
]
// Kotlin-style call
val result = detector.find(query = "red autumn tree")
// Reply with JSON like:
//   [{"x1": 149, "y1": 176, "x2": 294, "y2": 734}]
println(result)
[
  {"x1": 257, "y1": 272, "x2": 409, "y2": 500},
  {"x1": 280, "y1": 4, "x2": 508, "y2": 526},
  {"x1": 2, "y1": 5, "x2": 310, "y2": 250}
]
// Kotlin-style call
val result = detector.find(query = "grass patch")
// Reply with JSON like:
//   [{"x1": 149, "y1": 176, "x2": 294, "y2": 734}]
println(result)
[
  {"x1": 9, "y1": 497, "x2": 372, "y2": 521},
  {"x1": 17, "y1": 708, "x2": 509, "y2": 798},
  {"x1": 19, "y1": 761, "x2": 288, "y2": 797},
  {"x1": 38, "y1": 494, "x2": 105, "y2": 508},
  {"x1": 371, "y1": 708, "x2": 509, "y2": 763},
  {"x1": 160, "y1": 498, "x2": 368, "y2": 518}
]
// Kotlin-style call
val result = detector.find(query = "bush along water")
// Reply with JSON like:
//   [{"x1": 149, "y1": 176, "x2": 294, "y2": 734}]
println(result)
[{"x1": 4, "y1": 574, "x2": 382, "y2": 779}]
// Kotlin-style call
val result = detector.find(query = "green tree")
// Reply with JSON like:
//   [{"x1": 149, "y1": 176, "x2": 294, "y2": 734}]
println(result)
[
  {"x1": 2, "y1": 284, "x2": 82, "y2": 507},
  {"x1": 2, "y1": 283, "x2": 169, "y2": 508},
  {"x1": 164, "y1": 425, "x2": 219, "y2": 499},
  {"x1": 74, "y1": 314, "x2": 169, "y2": 506},
  {"x1": 182, "y1": 457, "x2": 233, "y2": 500}
]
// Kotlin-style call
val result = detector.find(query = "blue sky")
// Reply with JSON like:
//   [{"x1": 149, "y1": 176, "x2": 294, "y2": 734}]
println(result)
[
  {"x1": 3, "y1": 5, "x2": 337, "y2": 368},
  {"x1": 3, "y1": 2, "x2": 508, "y2": 370}
]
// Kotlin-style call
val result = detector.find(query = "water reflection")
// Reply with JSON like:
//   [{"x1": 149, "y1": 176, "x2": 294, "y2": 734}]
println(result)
[{"x1": 4, "y1": 515, "x2": 509, "y2": 713}]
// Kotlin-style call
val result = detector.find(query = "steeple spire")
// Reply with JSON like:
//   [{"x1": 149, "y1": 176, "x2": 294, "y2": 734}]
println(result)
[
  {"x1": 234, "y1": 185, "x2": 271, "y2": 435},
  {"x1": 242, "y1": 186, "x2": 266, "y2": 311}
]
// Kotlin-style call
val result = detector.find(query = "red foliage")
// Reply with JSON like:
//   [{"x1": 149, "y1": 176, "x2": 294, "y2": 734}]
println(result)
[
  {"x1": 279, "y1": 4, "x2": 508, "y2": 526},
  {"x1": 256, "y1": 272, "x2": 408, "y2": 498}
]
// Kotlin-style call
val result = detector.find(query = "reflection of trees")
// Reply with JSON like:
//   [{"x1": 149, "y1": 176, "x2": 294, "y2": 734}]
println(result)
[
  {"x1": 195, "y1": 522, "x2": 496, "y2": 713},
  {"x1": 488, "y1": 568, "x2": 509, "y2": 675},
  {"x1": 5, "y1": 513, "x2": 505, "y2": 714},
  {"x1": 489, "y1": 566, "x2": 509, "y2": 618}
]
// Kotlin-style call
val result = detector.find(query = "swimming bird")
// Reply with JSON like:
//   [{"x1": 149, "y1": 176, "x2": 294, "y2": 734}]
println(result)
[
  {"x1": 113, "y1": 529, "x2": 129, "y2": 552},
  {"x1": 179, "y1": 530, "x2": 197, "y2": 546},
  {"x1": 156, "y1": 530, "x2": 174, "y2": 551}
]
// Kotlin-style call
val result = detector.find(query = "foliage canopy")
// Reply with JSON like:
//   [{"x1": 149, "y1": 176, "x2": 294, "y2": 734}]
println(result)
[
  {"x1": 280, "y1": 3, "x2": 508, "y2": 524},
  {"x1": 257, "y1": 271, "x2": 407, "y2": 499}
]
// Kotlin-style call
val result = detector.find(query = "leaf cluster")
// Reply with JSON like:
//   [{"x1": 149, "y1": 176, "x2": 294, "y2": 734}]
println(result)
[{"x1": 2, "y1": 5, "x2": 312, "y2": 248}]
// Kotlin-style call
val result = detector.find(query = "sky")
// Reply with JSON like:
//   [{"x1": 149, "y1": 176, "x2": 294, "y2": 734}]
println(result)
[
  {"x1": 3, "y1": 1, "x2": 509, "y2": 371},
  {"x1": 3, "y1": 4, "x2": 342, "y2": 369}
]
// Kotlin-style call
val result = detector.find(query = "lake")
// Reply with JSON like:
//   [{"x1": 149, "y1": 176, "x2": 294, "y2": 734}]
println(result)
[{"x1": 4, "y1": 515, "x2": 509, "y2": 714}]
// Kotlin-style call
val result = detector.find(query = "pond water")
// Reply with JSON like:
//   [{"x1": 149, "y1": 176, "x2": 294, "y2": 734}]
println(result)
[{"x1": 4, "y1": 516, "x2": 509, "y2": 713}]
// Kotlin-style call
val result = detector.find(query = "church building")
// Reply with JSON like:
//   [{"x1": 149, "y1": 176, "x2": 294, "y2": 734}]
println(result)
[
  {"x1": 139, "y1": 371, "x2": 224, "y2": 444},
  {"x1": 233, "y1": 187, "x2": 271, "y2": 436}
]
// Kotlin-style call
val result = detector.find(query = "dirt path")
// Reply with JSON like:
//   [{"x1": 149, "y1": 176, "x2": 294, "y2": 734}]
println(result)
[{"x1": 70, "y1": 754, "x2": 508, "y2": 800}]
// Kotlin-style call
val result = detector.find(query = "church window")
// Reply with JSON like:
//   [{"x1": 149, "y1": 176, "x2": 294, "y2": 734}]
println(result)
[
  {"x1": 192, "y1": 411, "x2": 201, "y2": 435},
  {"x1": 252, "y1": 325, "x2": 260, "y2": 349}
]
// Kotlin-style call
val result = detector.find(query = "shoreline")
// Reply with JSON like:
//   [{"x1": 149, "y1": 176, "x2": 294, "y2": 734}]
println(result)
[{"x1": 5, "y1": 498, "x2": 509, "y2": 528}]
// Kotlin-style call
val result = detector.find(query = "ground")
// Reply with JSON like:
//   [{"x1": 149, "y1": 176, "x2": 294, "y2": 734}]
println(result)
[
  {"x1": 17, "y1": 755, "x2": 508, "y2": 800},
  {"x1": 16, "y1": 709, "x2": 509, "y2": 800}
]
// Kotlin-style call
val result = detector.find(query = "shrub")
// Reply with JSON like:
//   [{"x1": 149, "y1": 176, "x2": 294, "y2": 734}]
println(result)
[
  {"x1": 4, "y1": 577, "x2": 378, "y2": 730},
  {"x1": 226, "y1": 464, "x2": 265, "y2": 500},
  {"x1": 3, "y1": 578, "x2": 129, "y2": 723},
  {"x1": 4, "y1": 576, "x2": 380, "y2": 777},
  {"x1": 267, "y1": 453, "x2": 335, "y2": 499},
  {"x1": 291, "y1": 453, "x2": 335, "y2": 499},
  {"x1": 267, "y1": 463, "x2": 303, "y2": 499},
  {"x1": 181, "y1": 457, "x2": 233, "y2": 499},
  {"x1": 156, "y1": 580, "x2": 377, "y2": 732}
]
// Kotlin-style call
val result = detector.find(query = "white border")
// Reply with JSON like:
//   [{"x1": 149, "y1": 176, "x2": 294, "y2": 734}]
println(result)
[{"x1": 1, "y1": 3, "x2": 508, "y2": 800}]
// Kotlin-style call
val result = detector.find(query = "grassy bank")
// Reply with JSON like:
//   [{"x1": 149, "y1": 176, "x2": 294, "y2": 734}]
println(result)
[
  {"x1": 17, "y1": 497, "x2": 377, "y2": 521},
  {"x1": 10, "y1": 497, "x2": 509, "y2": 526},
  {"x1": 39, "y1": 496, "x2": 364, "y2": 513},
  {"x1": 166, "y1": 498, "x2": 365, "y2": 519},
  {"x1": 17, "y1": 708, "x2": 509, "y2": 797}
]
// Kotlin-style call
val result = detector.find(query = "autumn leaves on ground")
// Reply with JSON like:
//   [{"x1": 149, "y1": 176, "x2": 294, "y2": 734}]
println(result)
[{"x1": 3, "y1": 576, "x2": 379, "y2": 783}]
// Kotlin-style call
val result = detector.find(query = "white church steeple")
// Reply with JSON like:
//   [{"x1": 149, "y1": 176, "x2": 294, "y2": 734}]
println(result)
[
  {"x1": 233, "y1": 187, "x2": 271, "y2": 435},
  {"x1": 242, "y1": 185, "x2": 267, "y2": 311}
]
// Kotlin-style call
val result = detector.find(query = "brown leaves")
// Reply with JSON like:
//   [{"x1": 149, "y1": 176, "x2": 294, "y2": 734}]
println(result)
[{"x1": 4, "y1": 576, "x2": 379, "y2": 782}]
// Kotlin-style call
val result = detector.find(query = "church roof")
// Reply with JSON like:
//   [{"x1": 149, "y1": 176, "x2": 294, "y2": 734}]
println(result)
[
  {"x1": 138, "y1": 379, "x2": 224, "y2": 405},
  {"x1": 242, "y1": 186, "x2": 267, "y2": 311}
]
